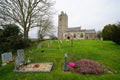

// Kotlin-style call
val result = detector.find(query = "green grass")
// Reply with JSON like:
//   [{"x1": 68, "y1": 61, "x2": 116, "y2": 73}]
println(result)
[{"x1": 0, "y1": 40, "x2": 120, "y2": 80}]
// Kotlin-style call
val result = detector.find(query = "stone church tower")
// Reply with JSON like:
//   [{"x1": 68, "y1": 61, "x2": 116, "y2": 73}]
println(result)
[{"x1": 58, "y1": 11, "x2": 68, "y2": 40}]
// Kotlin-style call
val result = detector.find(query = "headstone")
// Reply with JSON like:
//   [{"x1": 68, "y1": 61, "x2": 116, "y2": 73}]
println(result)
[
  {"x1": 50, "y1": 40, "x2": 53, "y2": 44},
  {"x1": 15, "y1": 56, "x2": 24, "y2": 70},
  {"x1": 38, "y1": 43, "x2": 42, "y2": 48},
  {"x1": 17, "y1": 49, "x2": 24, "y2": 61},
  {"x1": 47, "y1": 41, "x2": 50, "y2": 48},
  {"x1": 60, "y1": 40, "x2": 63, "y2": 45},
  {"x1": 17, "y1": 49, "x2": 24, "y2": 56},
  {"x1": 1, "y1": 52, "x2": 12, "y2": 63},
  {"x1": 58, "y1": 41, "x2": 61, "y2": 49}
]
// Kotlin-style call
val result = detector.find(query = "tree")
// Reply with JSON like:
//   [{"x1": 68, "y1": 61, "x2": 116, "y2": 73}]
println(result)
[
  {"x1": 2, "y1": 24, "x2": 22, "y2": 37},
  {"x1": 102, "y1": 24, "x2": 116, "y2": 40},
  {"x1": 112, "y1": 22, "x2": 120, "y2": 45},
  {"x1": 37, "y1": 16, "x2": 55, "y2": 41},
  {"x1": 49, "y1": 34, "x2": 57, "y2": 40},
  {"x1": 0, "y1": 0, "x2": 54, "y2": 40},
  {"x1": 0, "y1": 28, "x2": 3, "y2": 37},
  {"x1": 0, "y1": 24, "x2": 24, "y2": 53},
  {"x1": 96, "y1": 31, "x2": 102, "y2": 40}
]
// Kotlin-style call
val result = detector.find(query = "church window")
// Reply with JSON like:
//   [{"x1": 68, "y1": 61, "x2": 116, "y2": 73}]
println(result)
[
  {"x1": 74, "y1": 34, "x2": 76, "y2": 38},
  {"x1": 65, "y1": 34, "x2": 67, "y2": 37},
  {"x1": 89, "y1": 34, "x2": 93, "y2": 39},
  {"x1": 80, "y1": 33, "x2": 83, "y2": 38},
  {"x1": 59, "y1": 17, "x2": 62, "y2": 21}
]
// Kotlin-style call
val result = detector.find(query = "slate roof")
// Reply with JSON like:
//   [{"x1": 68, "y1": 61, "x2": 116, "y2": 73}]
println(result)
[
  {"x1": 66, "y1": 27, "x2": 96, "y2": 34},
  {"x1": 85, "y1": 29, "x2": 96, "y2": 34},
  {"x1": 67, "y1": 27, "x2": 81, "y2": 32}
]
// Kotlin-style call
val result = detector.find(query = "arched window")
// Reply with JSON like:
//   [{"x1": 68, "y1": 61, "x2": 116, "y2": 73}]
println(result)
[
  {"x1": 74, "y1": 34, "x2": 76, "y2": 38},
  {"x1": 80, "y1": 33, "x2": 83, "y2": 38}
]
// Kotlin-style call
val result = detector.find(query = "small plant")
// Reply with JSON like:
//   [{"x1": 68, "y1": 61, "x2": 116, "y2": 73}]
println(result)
[{"x1": 75, "y1": 59, "x2": 103, "y2": 74}]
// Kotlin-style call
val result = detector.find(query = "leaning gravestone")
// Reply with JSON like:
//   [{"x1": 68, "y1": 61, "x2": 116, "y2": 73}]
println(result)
[
  {"x1": 1, "y1": 52, "x2": 12, "y2": 66},
  {"x1": 15, "y1": 56, "x2": 24, "y2": 70}
]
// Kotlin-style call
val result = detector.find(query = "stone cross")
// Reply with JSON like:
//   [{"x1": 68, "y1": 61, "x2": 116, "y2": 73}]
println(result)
[{"x1": 63, "y1": 53, "x2": 68, "y2": 71}]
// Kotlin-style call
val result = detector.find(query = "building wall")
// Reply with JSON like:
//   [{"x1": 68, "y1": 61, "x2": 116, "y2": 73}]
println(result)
[
  {"x1": 85, "y1": 33, "x2": 96, "y2": 40},
  {"x1": 63, "y1": 32, "x2": 86, "y2": 40}
]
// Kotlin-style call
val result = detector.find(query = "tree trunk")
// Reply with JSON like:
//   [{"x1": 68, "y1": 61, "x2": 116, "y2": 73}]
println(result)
[
  {"x1": 38, "y1": 35, "x2": 44, "y2": 41},
  {"x1": 24, "y1": 29, "x2": 28, "y2": 40}
]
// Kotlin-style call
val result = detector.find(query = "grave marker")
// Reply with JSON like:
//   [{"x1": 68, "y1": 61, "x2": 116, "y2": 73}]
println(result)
[
  {"x1": 1, "y1": 52, "x2": 12, "y2": 66},
  {"x1": 63, "y1": 53, "x2": 69, "y2": 71},
  {"x1": 15, "y1": 56, "x2": 24, "y2": 70},
  {"x1": 17, "y1": 49, "x2": 24, "y2": 61},
  {"x1": 47, "y1": 41, "x2": 50, "y2": 48},
  {"x1": 38, "y1": 43, "x2": 42, "y2": 48}
]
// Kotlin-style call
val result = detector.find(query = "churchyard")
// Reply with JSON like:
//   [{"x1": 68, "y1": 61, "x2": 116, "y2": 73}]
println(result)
[{"x1": 0, "y1": 40, "x2": 120, "y2": 80}]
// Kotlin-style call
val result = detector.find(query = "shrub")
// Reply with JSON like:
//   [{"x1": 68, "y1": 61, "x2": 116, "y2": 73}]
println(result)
[
  {"x1": 75, "y1": 59, "x2": 103, "y2": 74},
  {"x1": 0, "y1": 24, "x2": 30, "y2": 53},
  {"x1": 112, "y1": 23, "x2": 120, "y2": 45}
]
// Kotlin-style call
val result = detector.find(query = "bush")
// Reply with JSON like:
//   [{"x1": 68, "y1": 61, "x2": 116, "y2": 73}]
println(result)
[
  {"x1": 75, "y1": 59, "x2": 103, "y2": 74},
  {"x1": 102, "y1": 24, "x2": 116, "y2": 40},
  {"x1": 0, "y1": 24, "x2": 29, "y2": 53},
  {"x1": 112, "y1": 23, "x2": 120, "y2": 45}
]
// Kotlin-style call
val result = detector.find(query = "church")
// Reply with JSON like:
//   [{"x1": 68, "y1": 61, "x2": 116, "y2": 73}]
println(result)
[{"x1": 58, "y1": 11, "x2": 96, "y2": 40}]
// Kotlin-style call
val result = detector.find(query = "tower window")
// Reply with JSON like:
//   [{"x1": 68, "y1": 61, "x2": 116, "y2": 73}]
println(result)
[{"x1": 59, "y1": 18, "x2": 61, "y2": 21}]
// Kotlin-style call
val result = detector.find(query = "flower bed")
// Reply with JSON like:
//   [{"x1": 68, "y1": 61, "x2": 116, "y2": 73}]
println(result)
[{"x1": 68, "y1": 59, "x2": 113, "y2": 75}]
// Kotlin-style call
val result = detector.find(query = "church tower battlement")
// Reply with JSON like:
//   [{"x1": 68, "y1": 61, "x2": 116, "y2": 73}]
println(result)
[{"x1": 58, "y1": 11, "x2": 68, "y2": 40}]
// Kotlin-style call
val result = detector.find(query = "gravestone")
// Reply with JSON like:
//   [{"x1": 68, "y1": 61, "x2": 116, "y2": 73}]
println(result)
[
  {"x1": 38, "y1": 43, "x2": 42, "y2": 48},
  {"x1": 17, "y1": 49, "x2": 24, "y2": 56},
  {"x1": 17, "y1": 49, "x2": 24, "y2": 61},
  {"x1": 50, "y1": 40, "x2": 53, "y2": 44},
  {"x1": 15, "y1": 49, "x2": 25, "y2": 70},
  {"x1": 15, "y1": 56, "x2": 24, "y2": 70},
  {"x1": 47, "y1": 41, "x2": 50, "y2": 48},
  {"x1": 1, "y1": 52, "x2": 12, "y2": 66}
]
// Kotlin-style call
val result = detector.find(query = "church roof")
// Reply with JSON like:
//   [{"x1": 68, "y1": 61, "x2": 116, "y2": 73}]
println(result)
[
  {"x1": 67, "y1": 27, "x2": 81, "y2": 32},
  {"x1": 85, "y1": 29, "x2": 96, "y2": 34},
  {"x1": 66, "y1": 27, "x2": 96, "y2": 34}
]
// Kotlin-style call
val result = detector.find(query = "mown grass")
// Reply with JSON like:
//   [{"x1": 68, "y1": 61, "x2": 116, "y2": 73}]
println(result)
[{"x1": 0, "y1": 40, "x2": 120, "y2": 80}]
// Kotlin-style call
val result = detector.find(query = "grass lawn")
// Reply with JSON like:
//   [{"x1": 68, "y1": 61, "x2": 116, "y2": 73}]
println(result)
[{"x1": 0, "y1": 40, "x2": 120, "y2": 80}]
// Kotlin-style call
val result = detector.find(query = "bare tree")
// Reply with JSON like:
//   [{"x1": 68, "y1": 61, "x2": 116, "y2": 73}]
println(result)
[
  {"x1": 0, "y1": 0, "x2": 54, "y2": 40},
  {"x1": 37, "y1": 15, "x2": 55, "y2": 41}
]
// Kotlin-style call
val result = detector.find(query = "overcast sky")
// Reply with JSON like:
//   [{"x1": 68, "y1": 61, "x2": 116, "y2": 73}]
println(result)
[{"x1": 29, "y1": 0, "x2": 120, "y2": 38}]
